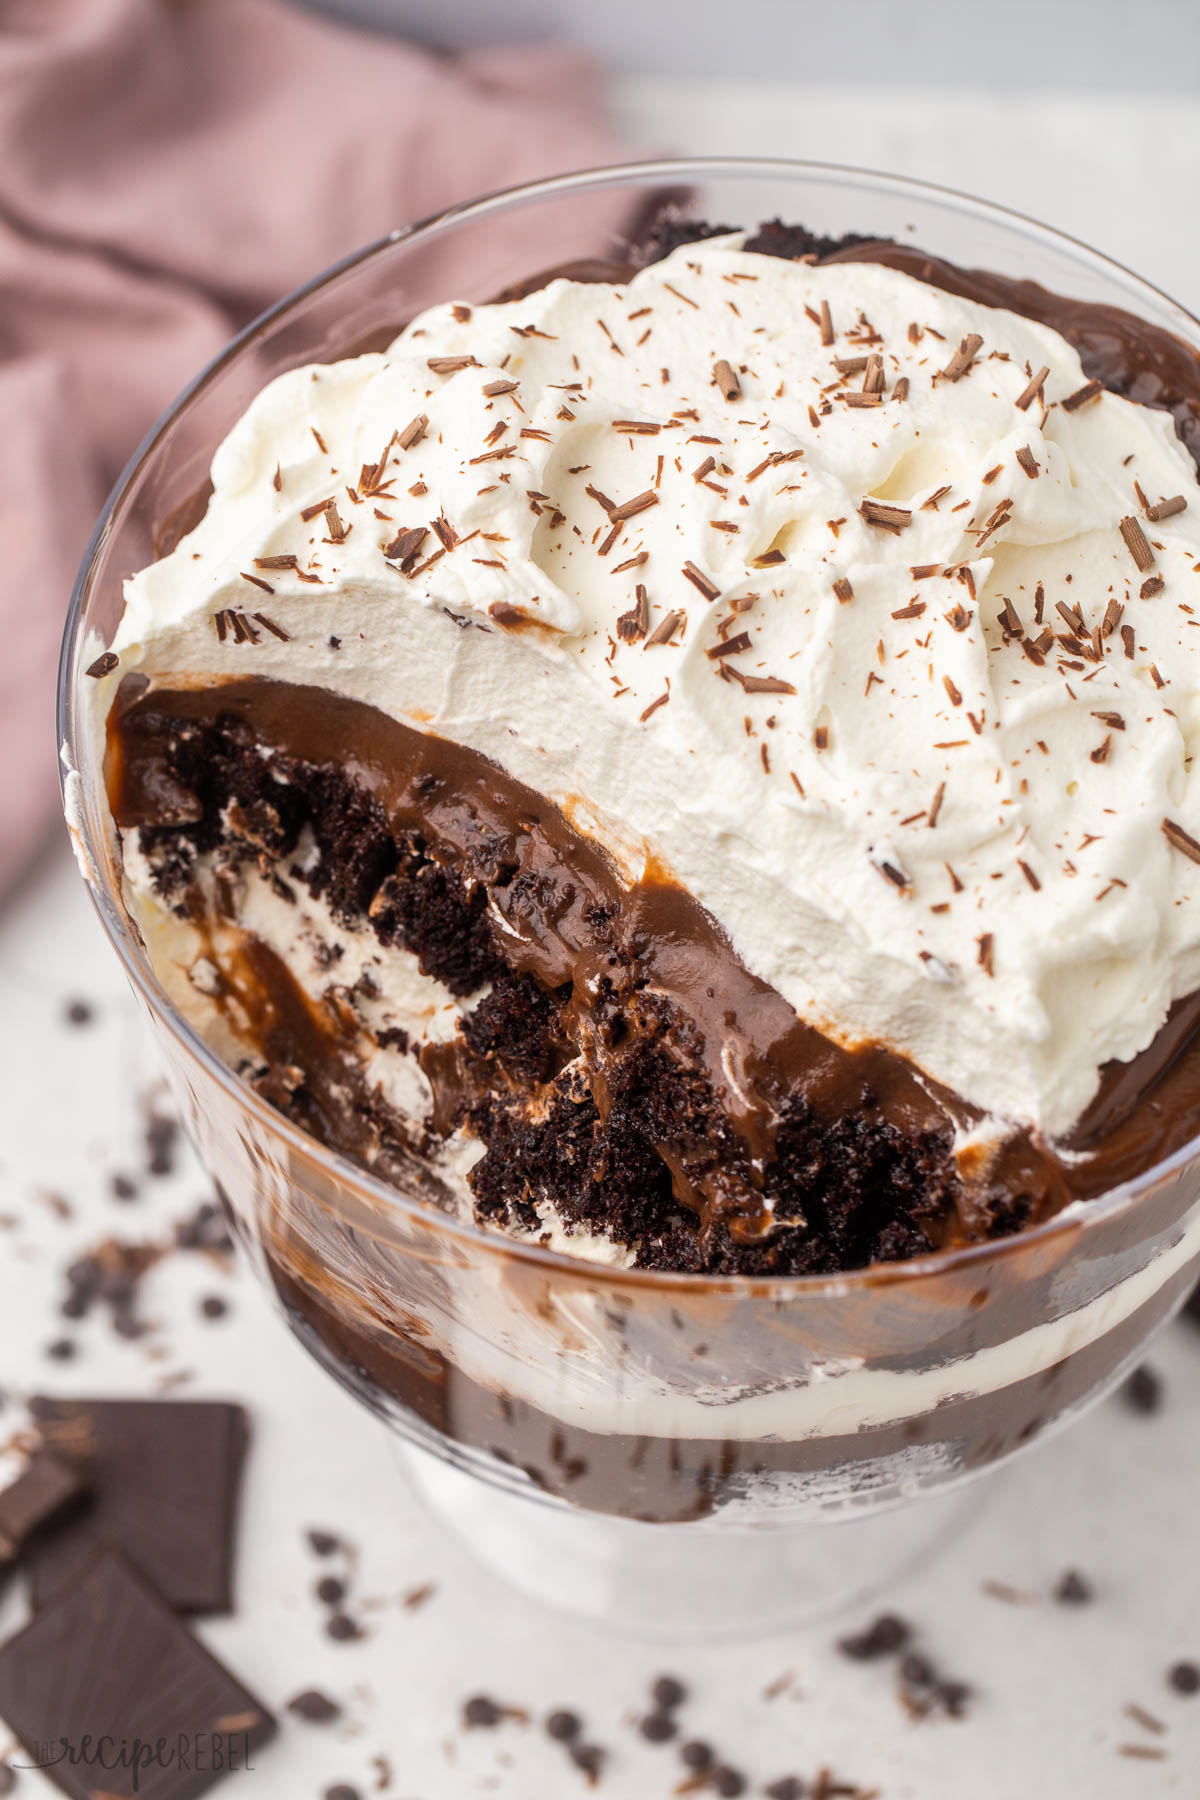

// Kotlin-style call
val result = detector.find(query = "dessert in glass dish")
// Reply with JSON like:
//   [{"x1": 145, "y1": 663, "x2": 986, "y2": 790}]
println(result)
[{"x1": 62, "y1": 160, "x2": 1200, "y2": 1632}]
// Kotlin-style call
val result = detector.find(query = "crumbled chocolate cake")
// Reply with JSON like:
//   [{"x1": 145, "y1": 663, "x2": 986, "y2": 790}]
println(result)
[{"x1": 118, "y1": 702, "x2": 981, "y2": 1275}]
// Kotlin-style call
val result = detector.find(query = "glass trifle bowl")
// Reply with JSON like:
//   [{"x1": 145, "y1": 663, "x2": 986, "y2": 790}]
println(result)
[{"x1": 59, "y1": 159, "x2": 1200, "y2": 1636}]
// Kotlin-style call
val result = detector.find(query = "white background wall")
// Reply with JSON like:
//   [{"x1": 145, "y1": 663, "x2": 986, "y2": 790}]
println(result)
[{"x1": 301, "y1": 0, "x2": 1200, "y2": 90}]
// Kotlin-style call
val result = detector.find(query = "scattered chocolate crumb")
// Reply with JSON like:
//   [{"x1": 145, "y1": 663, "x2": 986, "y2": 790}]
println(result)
[
  {"x1": 652, "y1": 1675, "x2": 687, "y2": 1711},
  {"x1": 1140, "y1": 575, "x2": 1165, "y2": 598},
  {"x1": 85, "y1": 651, "x2": 118, "y2": 678},
  {"x1": 680, "y1": 1741, "x2": 714, "y2": 1770},
  {"x1": 402, "y1": 1582, "x2": 436, "y2": 1611},
  {"x1": 569, "y1": 1743, "x2": 606, "y2": 1782},
  {"x1": 1122, "y1": 1364, "x2": 1163, "y2": 1414},
  {"x1": 838, "y1": 1614, "x2": 910, "y2": 1661},
  {"x1": 288, "y1": 1688, "x2": 343, "y2": 1724},
  {"x1": 713, "y1": 1767, "x2": 747, "y2": 1797},
  {"x1": 833, "y1": 578, "x2": 854, "y2": 603},
  {"x1": 463, "y1": 1695, "x2": 504, "y2": 1728},
  {"x1": 639, "y1": 1711, "x2": 677, "y2": 1742},
  {"x1": 326, "y1": 1613, "x2": 362, "y2": 1642},
  {"x1": 1054, "y1": 1569, "x2": 1093, "y2": 1605}
]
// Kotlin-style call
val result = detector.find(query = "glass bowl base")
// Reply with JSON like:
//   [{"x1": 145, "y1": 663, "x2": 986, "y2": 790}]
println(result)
[{"x1": 401, "y1": 1444, "x2": 983, "y2": 1641}]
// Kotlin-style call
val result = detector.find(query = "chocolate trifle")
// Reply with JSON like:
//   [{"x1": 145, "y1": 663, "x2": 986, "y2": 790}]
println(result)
[{"x1": 81, "y1": 215, "x2": 1200, "y2": 1517}]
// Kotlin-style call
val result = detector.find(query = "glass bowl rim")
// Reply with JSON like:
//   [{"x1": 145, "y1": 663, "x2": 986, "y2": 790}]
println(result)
[{"x1": 57, "y1": 152, "x2": 1200, "y2": 1298}]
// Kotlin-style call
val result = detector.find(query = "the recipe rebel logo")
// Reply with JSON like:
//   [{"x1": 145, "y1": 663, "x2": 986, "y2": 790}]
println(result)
[{"x1": 15, "y1": 1727, "x2": 260, "y2": 1790}]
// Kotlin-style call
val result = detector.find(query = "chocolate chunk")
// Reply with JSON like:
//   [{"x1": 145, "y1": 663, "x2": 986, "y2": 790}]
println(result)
[
  {"x1": 0, "y1": 1450, "x2": 87, "y2": 1562},
  {"x1": 651, "y1": 1674, "x2": 687, "y2": 1710},
  {"x1": 287, "y1": 1688, "x2": 342, "y2": 1724},
  {"x1": 27, "y1": 1398, "x2": 247, "y2": 1613},
  {"x1": 0, "y1": 1548, "x2": 274, "y2": 1800}
]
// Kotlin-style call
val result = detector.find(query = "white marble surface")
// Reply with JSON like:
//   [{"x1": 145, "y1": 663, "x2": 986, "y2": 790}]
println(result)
[{"x1": 3, "y1": 70, "x2": 1200, "y2": 1800}]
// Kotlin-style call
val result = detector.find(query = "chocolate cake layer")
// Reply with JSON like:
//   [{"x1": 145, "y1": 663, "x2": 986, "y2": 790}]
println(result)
[{"x1": 109, "y1": 675, "x2": 1200, "y2": 1275}]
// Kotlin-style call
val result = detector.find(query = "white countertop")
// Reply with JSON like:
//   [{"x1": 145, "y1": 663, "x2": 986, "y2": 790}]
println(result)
[{"x1": 3, "y1": 72, "x2": 1200, "y2": 1800}]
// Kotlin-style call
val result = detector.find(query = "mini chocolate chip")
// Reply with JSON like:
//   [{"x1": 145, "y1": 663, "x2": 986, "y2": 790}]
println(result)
[
  {"x1": 764, "y1": 1781, "x2": 806, "y2": 1800},
  {"x1": 324, "y1": 1787, "x2": 360, "y2": 1800},
  {"x1": 1055, "y1": 1570, "x2": 1093, "y2": 1605},
  {"x1": 463, "y1": 1695, "x2": 503, "y2": 1728},
  {"x1": 110, "y1": 1172, "x2": 138, "y2": 1201},
  {"x1": 900, "y1": 1651, "x2": 934, "y2": 1687},
  {"x1": 713, "y1": 1766, "x2": 746, "y2": 1797},
  {"x1": 326, "y1": 1613, "x2": 362, "y2": 1642},
  {"x1": 45, "y1": 1338, "x2": 76, "y2": 1361},
  {"x1": 199, "y1": 1294, "x2": 229, "y2": 1320},
  {"x1": 316, "y1": 1575, "x2": 347, "y2": 1606},
  {"x1": 651, "y1": 1675, "x2": 687, "y2": 1710},
  {"x1": 1123, "y1": 1365, "x2": 1163, "y2": 1414},
  {"x1": 546, "y1": 1709, "x2": 581, "y2": 1741},
  {"x1": 1169, "y1": 1660, "x2": 1200, "y2": 1695},
  {"x1": 680, "y1": 1740, "x2": 714, "y2": 1769},
  {"x1": 60, "y1": 1292, "x2": 88, "y2": 1320},
  {"x1": 306, "y1": 1528, "x2": 342, "y2": 1556},
  {"x1": 287, "y1": 1689, "x2": 342, "y2": 1724},
  {"x1": 64, "y1": 999, "x2": 94, "y2": 1027},
  {"x1": 639, "y1": 1711, "x2": 676, "y2": 1742}
]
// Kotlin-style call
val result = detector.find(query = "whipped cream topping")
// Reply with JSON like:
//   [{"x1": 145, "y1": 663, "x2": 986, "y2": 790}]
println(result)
[{"x1": 101, "y1": 235, "x2": 1200, "y2": 1140}]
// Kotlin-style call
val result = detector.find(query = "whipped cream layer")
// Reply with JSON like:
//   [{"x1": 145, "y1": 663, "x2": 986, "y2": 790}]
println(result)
[{"x1": 102, "y1": 236, "x2": 1200, "y2": 1140}]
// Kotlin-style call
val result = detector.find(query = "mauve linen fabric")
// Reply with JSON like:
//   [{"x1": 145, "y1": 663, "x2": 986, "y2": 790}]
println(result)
[{"x1": 0, "y1": 0, "x2": 631, "y2": 891}]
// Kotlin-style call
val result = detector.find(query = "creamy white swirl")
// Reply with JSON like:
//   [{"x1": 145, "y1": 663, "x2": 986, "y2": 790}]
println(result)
[{"x1": 100, "y1": 235, "x2": 1200, "y2": 1140}]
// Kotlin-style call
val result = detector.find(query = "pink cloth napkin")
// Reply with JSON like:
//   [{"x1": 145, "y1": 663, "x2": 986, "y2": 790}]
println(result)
[{"x1": 0, "y1": 0, "x2": 632, "y2": 894}]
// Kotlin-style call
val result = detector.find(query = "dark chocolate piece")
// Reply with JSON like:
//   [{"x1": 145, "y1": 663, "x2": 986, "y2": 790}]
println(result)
[
  {"x1": 0, "y1": 1548, "x2": 274, "y2": 1800},
  {"x1": 0, "y1": 1450, "x2": 87, "y2": 1562},
  {"x1": 26, "y1": 1399, "x2": 246, "y2": 1614}
]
